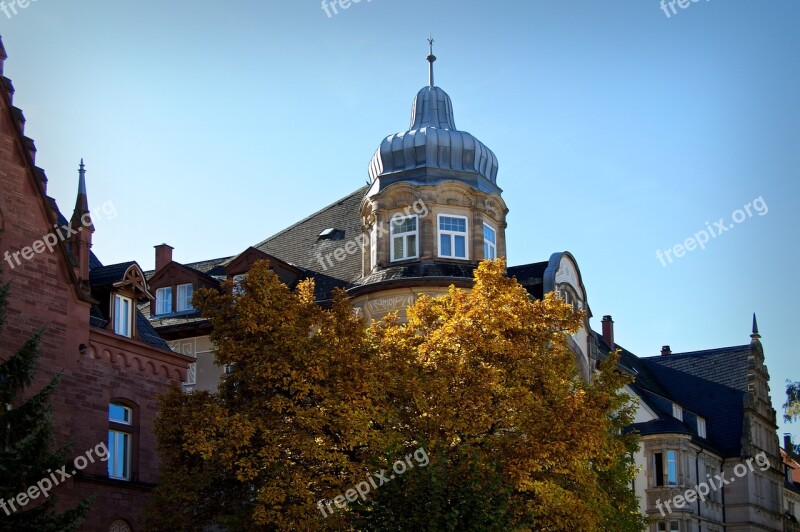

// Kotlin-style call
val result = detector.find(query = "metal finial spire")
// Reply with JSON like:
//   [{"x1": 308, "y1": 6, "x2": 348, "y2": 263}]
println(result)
[
  {"x1": 78, "y1": 158, "x2": 87, "y2": 195},
  {"x1": 426, "y1": 36, "x2": 436, "y2": 87},
  {"x1": 751, "y1": 313, "x2": 760, "y2": 339}
]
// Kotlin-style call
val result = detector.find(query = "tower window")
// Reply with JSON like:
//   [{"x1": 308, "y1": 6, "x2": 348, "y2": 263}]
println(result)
[
  {"x1": 483, "y1": 223, "x2": 497, "y2": 260},
  {"x1": 438, "y1": 215, "x2": 468, "y2": 259},
  {"x1": 370, "y1": 226, "x2": 378, "y2": 269},
  {"x1": 390, "y1": 215, "x2": 418, "y2": 262}
]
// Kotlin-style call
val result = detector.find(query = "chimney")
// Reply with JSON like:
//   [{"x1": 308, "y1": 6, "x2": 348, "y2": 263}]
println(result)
[
  {"x1": 661, "y1": 345, "x2": 672, "y2": 356},
  {"x1": 601, "y1": 315, "x2": 614, "y2": 349},
  {"x1": 155, "y1": 244, "x2": 174, "y2": 271},
  {"x1": 786, "y1": 433, "x2": 793, "y2": 452}
]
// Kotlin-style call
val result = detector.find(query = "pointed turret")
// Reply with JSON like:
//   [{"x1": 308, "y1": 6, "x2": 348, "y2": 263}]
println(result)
[
  {"x1": 69, "y1": 159, "x2": 94, "y2": 282},
  {"x1": 751, "y1": 313, "x2": 760, "y2": 341},
  {"x1": 0, "y1": 35, "x2": 7, "y2": 76}
]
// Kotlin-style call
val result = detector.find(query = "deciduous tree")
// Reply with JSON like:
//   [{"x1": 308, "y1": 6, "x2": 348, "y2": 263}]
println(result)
[{"x1": 148, "y1": 259, "x2": 645, "y2": 531}]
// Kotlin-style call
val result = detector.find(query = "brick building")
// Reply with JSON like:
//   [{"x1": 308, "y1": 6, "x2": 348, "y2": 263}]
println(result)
[{"x1": 0, "y1": 37, "x2": 191, "y2": 531}]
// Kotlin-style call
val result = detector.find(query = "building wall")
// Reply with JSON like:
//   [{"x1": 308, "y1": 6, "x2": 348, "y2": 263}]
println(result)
[
  {"x1": 168, "y1": 335, "x2": 220, "y2": 392},
  {"x1": 0, "y1": 76, "x2": 189, "y2": 530},
  {"x1": 638, "y1": 434, "x2": 726, "y2": 532}
]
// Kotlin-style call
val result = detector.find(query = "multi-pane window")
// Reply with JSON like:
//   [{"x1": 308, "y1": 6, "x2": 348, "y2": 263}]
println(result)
[
  {"x1": 390, "y1": 215, "x2": 418, "y2": 262},
  {"x1": 108, "y1": 403, "x2": 132, "y2": 480},
  {"x1": 155, "y1": 287, "x2": 172, "y2": 315},
  {"x1": 438, "y1": 215, "x2": 468, "y2": 259},
  {"x1": 657, "y1": 521, "x2": 680, "y2": 532},
  {"x1": 672, "y1": 404, "x2": 683, "y2": 421},
  {"x1": 697, "y1": 417, "x2": 706, "y2": 438},
  {"x1": 177, "y1": 283, "x2": 194, "y2": 311},
  {"x1": 483, "y1": 223, "x2": 496, "y2": 260},
  {"x1": 113, "y1": 294, "x2": 132, "y2": 337}
]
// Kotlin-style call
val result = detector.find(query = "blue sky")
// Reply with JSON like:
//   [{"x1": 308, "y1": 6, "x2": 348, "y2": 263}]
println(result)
[{"x1": 2, "y1": 1, "x2": 798, "y2": 438}]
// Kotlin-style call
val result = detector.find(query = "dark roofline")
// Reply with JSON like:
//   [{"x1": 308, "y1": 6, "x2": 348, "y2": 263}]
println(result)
[
  {"x1": 148, "y1": 261, "x2": 222, "y2": 288},
  {"x1": 252, "y1": 186, "x2": 368, "y2": 250},
  {"x1": 0, "y1": 47, "x2": 92, "y2": 303},
  {"x1": 345, "y1": 276, "x2": 474, "y2": 299},
  {"x1": 640, "y1": 344, "x2": 750, "y2": 360}
]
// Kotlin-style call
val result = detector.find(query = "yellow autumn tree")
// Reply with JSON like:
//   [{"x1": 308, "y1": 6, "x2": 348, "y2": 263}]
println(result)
[{"x1": 147, "y1": 259, "x2": 644, "y2": 531}]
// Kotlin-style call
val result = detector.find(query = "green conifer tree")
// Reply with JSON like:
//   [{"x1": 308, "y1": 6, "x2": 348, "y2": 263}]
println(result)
[{"x1": 0, "y1": 278, "x2": 91, "y2": 531}]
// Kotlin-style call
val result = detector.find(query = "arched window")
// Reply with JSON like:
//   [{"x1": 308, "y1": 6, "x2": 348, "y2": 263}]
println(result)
[{"x1": 109, "y1": 518, "x2": 132, "y2": 532}]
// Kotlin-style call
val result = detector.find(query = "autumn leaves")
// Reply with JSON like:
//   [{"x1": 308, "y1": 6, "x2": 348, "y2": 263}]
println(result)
[{"x1": 147, "y1": 259, "x2": 645, "y2": 530}]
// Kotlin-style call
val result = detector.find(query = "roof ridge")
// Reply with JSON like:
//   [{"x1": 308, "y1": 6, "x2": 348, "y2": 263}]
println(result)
[
  {"x1": 142, "y1": 255, "x2": 233, "y2": 276},
  {"x1": 253, "y1": 186, "x2": 368, "y2": 250},
  {"x1": 641, "y1": 344, "x2": 750, "y2": 360}
]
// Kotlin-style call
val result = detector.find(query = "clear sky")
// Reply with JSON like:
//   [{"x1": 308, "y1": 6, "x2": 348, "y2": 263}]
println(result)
[{"x1": 1, "y1": 1, "x2": 798, "y2": 438}]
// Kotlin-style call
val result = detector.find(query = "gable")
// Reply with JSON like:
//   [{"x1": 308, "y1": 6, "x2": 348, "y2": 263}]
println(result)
[{"x1": 223, "y1": 247, "x2": 303, "y2": 288}]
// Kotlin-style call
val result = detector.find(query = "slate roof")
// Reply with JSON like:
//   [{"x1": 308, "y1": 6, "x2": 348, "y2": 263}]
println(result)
[
  {"x1": 89, "y1": 261, "x2": 137, "y2": 286},
  {"x1": 253, "y1": 186, "x2": 368, "y2": 298},
  {"x1": 356, "y1": 263, "x2": 477, "y2": 286},
  {"x1": 144, "y1": 256, "x2": 231, "y2": 282},
  {"x1": 594, "y1": 328, "x2": 753, "y2": 458},
  {"x1": 639, "y1": 345, "x2": 751, "y2": 457},
  {"x1": 507, "y1": 261, "x2": 549, "y2": 299}
]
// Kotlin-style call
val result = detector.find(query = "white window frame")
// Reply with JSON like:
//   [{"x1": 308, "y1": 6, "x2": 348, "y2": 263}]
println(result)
[
  {"x1": 438, "y1": 214, "x2": 469, "y2": 260},
  {"x1": 672, "y1": 404, "x2": 683, "y2": 421},
  {"x1": 370, "y1": 225, "x2": 378, "y2": 269},
  {"x1": 155, "y1": 287, "x2": 172, "y2": 315},
  {"x1": 177, "y1": 283, "x2": 194, "y2": 312},
  {"x1": 232, "y1": 274, "x2": 246, "y2": 295},
  {"x1": 108, "y1": 403, "x2": 132, "y2": 481},
  {"x1": 389, "y1": 215, "x2": 419, "y2": 262},
  {"x1": 697, "y1": 417, "x2": 706, "y2": 438},
  {"x1": 113, "y1": 294, "x2": 133, "y2": 338},
  {"x1": 483, "y1": 222, "x2": 497, "y2": 260},
  {"x1": 666, "y1": 450, "x2": 678, "y2": 486}
]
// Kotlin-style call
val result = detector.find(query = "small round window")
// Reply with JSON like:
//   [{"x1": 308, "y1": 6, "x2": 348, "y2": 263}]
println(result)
[{"x1": 109, "y1": 519, "x2": 131, "y2": 532}]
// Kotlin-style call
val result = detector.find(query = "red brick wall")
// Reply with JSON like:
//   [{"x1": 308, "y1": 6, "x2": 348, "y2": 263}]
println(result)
[{"x1": 0, "y1": 68, "x2": 189, "y2": 531}]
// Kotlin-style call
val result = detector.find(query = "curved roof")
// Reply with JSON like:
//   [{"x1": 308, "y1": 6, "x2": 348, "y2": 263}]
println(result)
[{"x1": 368, "y1": 85, "x2": 499, "y2": 186}]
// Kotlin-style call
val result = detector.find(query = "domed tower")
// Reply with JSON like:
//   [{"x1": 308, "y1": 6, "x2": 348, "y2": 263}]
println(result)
[{"x1": 351, "y1": 40, "x2": 509, "y2": 321}]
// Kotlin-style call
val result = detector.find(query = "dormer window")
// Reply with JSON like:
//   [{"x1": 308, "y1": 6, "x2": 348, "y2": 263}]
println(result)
[
  {"x1": 155, "y1": 287, "x2": 172, "y2": 315},
  {"x1": 318, "y1": 228, "x2": 345, "y2": 241},
  {"x1": 438, "y1": 215, "x2": 468, "y2": 259},
  {"x1": 390, "y1": 215, "x2": 418, "y2": 262},
  {"x1": 672, "y1": 404, "x2": 683, "y2": 421},
  {"x1": 697, "y1": 416, "x2": 707, "y2": 438},
  {"x1": 113, "y1": 294, "x2": 133, "y2": 337},
  {"x1": 177, "y1": 283, "x2": 194, "y2": 312}
]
